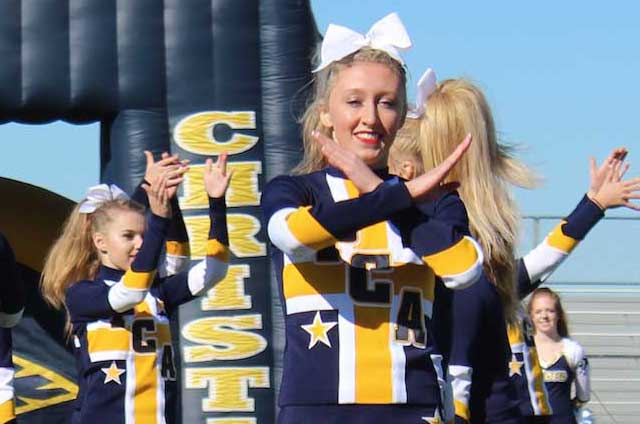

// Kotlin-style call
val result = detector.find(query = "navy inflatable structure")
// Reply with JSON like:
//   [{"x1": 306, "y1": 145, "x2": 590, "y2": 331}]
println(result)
[{"x1": 0, "y1": 1, "x2": 318, "y2": 422}]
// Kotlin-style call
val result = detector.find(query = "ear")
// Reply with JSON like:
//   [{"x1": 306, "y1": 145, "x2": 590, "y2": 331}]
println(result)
[
  {"x1": 399, "y1": 160, "x2": 416, "y2": 180},
  {"x1": 92, "y1": 232, "x2": 107, "y2": 254},
  {"x1": 319, "y1": 103, "x2": 333, "y2": 130}
]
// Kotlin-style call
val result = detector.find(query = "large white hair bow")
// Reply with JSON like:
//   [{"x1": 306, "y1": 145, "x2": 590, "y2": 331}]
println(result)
[
  {"x1": 313, "y1": 12, "x2": 412, "y2": 73},
  {"x1": 79, "y1": 184, "x2": 130, "y2": 214},
  {"x1": 407, "y1": 68, "x2": 437, "y2": 119}
]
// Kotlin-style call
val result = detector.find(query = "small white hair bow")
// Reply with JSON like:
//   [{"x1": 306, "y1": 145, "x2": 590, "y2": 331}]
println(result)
[
  {"x1": 313, "y1": 12, "x2": 412, "y2": 73},
  {"x1": 407, "y1": 68, "x2": 437, "y2": 119},
  {"x1": 79, "y1": 184, "x2": 130, "y2": 214}
]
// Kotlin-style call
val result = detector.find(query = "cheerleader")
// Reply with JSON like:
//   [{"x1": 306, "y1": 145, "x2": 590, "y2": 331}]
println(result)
[
  {"x1": 261, "y1": 13, "x2": 483, "y2": 424},
  {"x1": 529, "y1": 288, "x2": 589, "y2": 424},
  {"x1": 40, "y1": 155, "x2": 231, "y2": 423}
]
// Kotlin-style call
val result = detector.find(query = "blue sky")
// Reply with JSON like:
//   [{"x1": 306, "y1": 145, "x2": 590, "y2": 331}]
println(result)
[{"x1": 0, "y1": 1, "x2": 638, "y2": 282}]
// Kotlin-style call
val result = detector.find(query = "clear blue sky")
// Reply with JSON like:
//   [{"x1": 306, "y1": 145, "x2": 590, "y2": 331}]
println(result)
[{"x1": 0, "y1": 0, "x2": 638, "y2": 282}]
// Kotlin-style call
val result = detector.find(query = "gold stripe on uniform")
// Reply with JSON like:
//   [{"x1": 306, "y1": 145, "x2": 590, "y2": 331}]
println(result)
[
  {"x1": 507, "y1": 323, "x2": 523, "y2": 345},
  {"x1": 546, "y1": 221, "x2": 578, "y2": 253},
  {"x1": 286, "y1": 206, "x2": 337, "y2": 251},
  {"x1": 123, "y1": 269, "x2": 156, "y2": 290},
  {"x1": 422, "y1": 237, "x2": 478, "y2": 276},
  {"x1": 207, "y1": 239, "x2": 230, "y2": 262},
  {"x1": 388, "y1": 264, "x2": 436, "y2": 300},
  {"x1": 529, "y1": 346, "x2": 552, "y2": 415},
  {"x1": 282, "y1": 263, "x2": 346, "y2": 299},
  {"x1": 87, "y1": 327, "x2": 130, "y2": 354},
  {"x1": 134, "y1": 354, "x2": 159, "y2": 423},
  {"x1": 454, "y1": 399, "x2": 470, "y2": 421},
  {"x1": 354, "y1": 306, "x2": 392, "y2": 403},
  {"x1": 166, "y1": 241, "x2": 190, "y2": 256}
]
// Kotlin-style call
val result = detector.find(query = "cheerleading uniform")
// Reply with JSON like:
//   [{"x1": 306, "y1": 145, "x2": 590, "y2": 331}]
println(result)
[
  {"x1": 540, "y1": 339, "x2": 589, "y2": 424},
  {"x1": 66, "y1": 197, "x2": 228, "y2": 424},
  {"x1": 510, "y1": 194, "x2": 602, "y2": 421},
  {"x1": 261, "y1": 167, "x2": 483, "y2": 423}
]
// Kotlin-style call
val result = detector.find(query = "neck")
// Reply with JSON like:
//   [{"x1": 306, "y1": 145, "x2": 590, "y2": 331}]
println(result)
[{"x1": 535, "y1": 330, "x2": 562, "y2": 344}]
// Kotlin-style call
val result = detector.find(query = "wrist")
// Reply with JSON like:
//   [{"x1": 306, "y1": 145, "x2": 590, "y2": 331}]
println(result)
[{"x1": 586, "y1": 191, "x2": 605, "y2": 210}]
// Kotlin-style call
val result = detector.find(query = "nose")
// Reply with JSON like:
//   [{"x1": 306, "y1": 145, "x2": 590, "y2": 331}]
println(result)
[
  {"x1": 361, "y1": 100, "x2": 378, "y2": 126},
  {"x1": 134, "y1": 235, "x2": 144, "y2": 249}
]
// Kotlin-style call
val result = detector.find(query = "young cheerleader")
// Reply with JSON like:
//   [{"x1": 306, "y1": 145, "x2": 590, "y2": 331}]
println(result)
[
  {"x1": 395, "y1": 73, "x2": 640, "y2": 423},
  {"x1": 40, "y1": 155, "x2": 231, "y2": 424},
  {"x1": 261, "y1": 13, "x2": 483, "y2": 424},
  {"x1": 0, "y1": 233, "x2": 25, "y2": 424},
  {"x1": 529, "y1": 288, "x2": 589, "y2": 424}
]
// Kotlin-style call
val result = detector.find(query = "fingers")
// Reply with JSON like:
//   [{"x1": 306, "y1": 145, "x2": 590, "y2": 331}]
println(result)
[
  {"x1": 144, "y1": 150, "x2": 155, "y2": 170},
  {"x1": 215, "y1": 152, "x2": 229, "y2": 175},
  {"x1": 618, "y1": 162, "x2": 630, "y2": 180},
  {"x1": 589, "y1": 157, "x2": 596, "y2": 179}
]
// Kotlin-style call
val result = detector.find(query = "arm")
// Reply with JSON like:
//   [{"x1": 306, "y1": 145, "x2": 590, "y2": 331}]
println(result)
[
  {"x1": 0, "y1": 234, "x2": 25, "y2": 327},
  {"x1": 568, "y1": 340, "x2": 590, "y2": 404},
  {"x1": 411, "y1": 193, "x2": 483, "y2": 289},
  {"x1": 262, "y1": 174, "x2": 413, "y2": 260},
  {"x1": 132, "y1": 151, "x2": 190, "y2": 276},
  {"x1": 157, "y1": 154, "x2": 231, "y2": 309},
  {"x1": 66, "y1": 212, "x2": 170, "y2": 319},
  {"x1": 518, "y1": 195, "x2": 603, "y2": 298}
]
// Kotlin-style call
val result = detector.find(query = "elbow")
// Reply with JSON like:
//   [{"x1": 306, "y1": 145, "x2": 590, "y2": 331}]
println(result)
[
  {"x1": 267, "y1": 212, "x2": 316, "y2": 261},
  {"x1": 108, "y1": 288, "x2": 148, "y2": 313},
  {"x1": 188, "y1": 258, "x2": 229, "y2": 297},
  {"x1": 442, "y1": 238, "x2": 484, "y2": 290}
]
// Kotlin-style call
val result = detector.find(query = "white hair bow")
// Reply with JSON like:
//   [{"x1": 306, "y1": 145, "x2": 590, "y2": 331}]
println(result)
[
  {"x1": 79, "y1": 184, "x2": 130, "y2": 214},
  {"x1": 407, "y1": 68, "x2": 437, "y2": 119},
  {"x1": 313, "y1": 12, "x2": 412, "y2": 73}
]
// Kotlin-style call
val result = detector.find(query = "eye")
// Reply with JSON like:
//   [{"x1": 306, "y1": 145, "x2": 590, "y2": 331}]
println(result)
[{"x1": 379, "y1": 98, "x2": 397, "y2": 108}]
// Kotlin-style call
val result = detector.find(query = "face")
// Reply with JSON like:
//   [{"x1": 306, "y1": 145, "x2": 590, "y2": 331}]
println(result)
[
  {"x1": 320, "y1": 61, "x2": 404, "y2": 169},
  {"x1": 530, "y1": 294, "x2": 560, "y2": 336},
  {"x1": 93, "y1": 209, "x2": 145, "y2": 271}
]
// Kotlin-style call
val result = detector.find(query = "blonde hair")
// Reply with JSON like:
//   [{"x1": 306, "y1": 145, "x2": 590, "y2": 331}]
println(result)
[
  {"x1": 40, "y1": 199, "x2": 144, "y2": 311},
  {"x1": 528, "y1": 287, "x2": 570, "y2": 337},
  {"x1": 419, "y1": 79, "x2": 539, "y2": 323},
  {"x1": 389, "y1": 117, "x2": 425, "y2": 177},
  {"x1": 293, "y1": 47, "x2": 408, "y2": 175}
]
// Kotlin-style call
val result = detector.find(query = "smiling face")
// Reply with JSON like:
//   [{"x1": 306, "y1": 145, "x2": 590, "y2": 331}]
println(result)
[
  {"x1": 319, "y1": 61, "x2": 405, "y2": 169},
  {"x1": 530, "y1": 293, "x2": 560, "y2": 337},
  {"x1": 93, "y1": 208, "x2": 146, "y2": 271}
]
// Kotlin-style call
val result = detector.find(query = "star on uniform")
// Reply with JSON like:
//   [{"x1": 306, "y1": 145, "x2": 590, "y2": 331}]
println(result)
[
  {"x1": 421, "y1": 408, "x2": 442, "y2": 424},
  {"x1": 101, "y1": 361, "x2": 125, "y2": 385},
  {"x1": 509, "y1": 359, "x2": 524, "y2": 376},
  {"x1": 301, "y1": 311, "x2": 337, "y2": 349}
]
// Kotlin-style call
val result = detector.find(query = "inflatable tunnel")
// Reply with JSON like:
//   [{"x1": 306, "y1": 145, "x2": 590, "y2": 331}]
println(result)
[{"x1": 0, "y1": 1, "x2": 319, "y2": 422}]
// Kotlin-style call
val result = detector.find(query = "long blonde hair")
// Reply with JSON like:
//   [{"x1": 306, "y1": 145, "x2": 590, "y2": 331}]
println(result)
[
  {"x1": 419, "y1": 79, "x2": 539, "y2": 322},
  {"x1": 40, "y1": 199, "x2": 144, "y2": 311},
  {"x1": 293, "y1": 47, "x2": 408, "y2": 175}
]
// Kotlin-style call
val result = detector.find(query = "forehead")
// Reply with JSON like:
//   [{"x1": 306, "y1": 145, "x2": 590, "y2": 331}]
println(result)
[
  {"x1": 532, "y1": 294, "x2": 556, "y2": 308},
  {"x1": 105, "y1": 209, "x2": 145, "y2": 231},
  {"x1": 331, "y1": 61, "x2": 403, "y2": 96}
]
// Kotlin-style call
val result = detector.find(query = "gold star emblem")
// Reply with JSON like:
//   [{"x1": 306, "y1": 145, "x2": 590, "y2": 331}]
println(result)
[
  {"x1": 509, "y1": 359, "x2": 524, "y2": 376},
  {"x1": 101, "y1": 361, "x2": 125, "y2": 385},
  {"x1": 301, "y1": 311, "x2": 337, "y2": 349},
  {"x1": 421, "y1": 408, "x2": 442, "y2": 424}
]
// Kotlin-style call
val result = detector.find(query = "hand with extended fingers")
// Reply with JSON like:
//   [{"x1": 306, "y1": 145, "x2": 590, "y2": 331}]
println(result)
[
  {"x1": 142, "y1": 172, "x2": 172, "y2": 218},
  {"x1": 204, "y1": 152, "x2": 233, "y2": 199},
  {"x1": 587, "y1": 147, "x2": 640, "y2": 211},
  {"x1": 143, "y1": 150, "x2": 189, "y2": 199},
  {"x1": 313, "y1": 130, "x2": 472, "y2": 201}
]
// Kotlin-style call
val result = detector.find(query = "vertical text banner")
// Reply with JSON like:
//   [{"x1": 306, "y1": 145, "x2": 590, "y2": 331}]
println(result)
[{"x1": 165, "y1": 1, "x2": 273, "y2": 422}]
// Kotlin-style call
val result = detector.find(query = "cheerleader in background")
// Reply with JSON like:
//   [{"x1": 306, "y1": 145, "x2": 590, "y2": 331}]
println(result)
[
  {"x1": 40, "y1": 154, "x2": 231, "y2": 424},
  {"x1": 529, "y1": 288, "x2": 589, "y2": 424}
]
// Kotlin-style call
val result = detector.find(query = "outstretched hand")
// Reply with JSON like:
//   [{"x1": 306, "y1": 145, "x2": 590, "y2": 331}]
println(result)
[
  {"x1": 143, "y1": 151, "x2": 189, "y2": 199},
  {"x1": 142, "y1": 173, "x2": 172, "y2": 218},
  {"x1": 588, "y1": 148, "x2": 640, "y2": 211},
  {"x1": 313, "y1": 130, "x2": 383, "y2": 193},
  {"x1": 204, "y1": 152, "x2": 233, "y2": 198}
]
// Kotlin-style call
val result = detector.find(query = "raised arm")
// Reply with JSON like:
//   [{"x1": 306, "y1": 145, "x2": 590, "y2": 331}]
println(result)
[{"x1": 518, "y1": 148, "x2": 640, "y2": 298}]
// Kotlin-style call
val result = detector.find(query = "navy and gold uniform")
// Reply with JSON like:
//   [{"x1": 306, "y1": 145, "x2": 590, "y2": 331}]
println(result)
[
  {"x1": 540, "y1": 339, "x2": 589, "y2": 424},
  {"x1": 261, "y1": 168, "x2": 483, "y2": 423},
  {"x1": 510, "y1": 195, "x2": 602, "y2": 421},
  {"x1": 66, "y1": 197, "x2": 229, "y2": 424},
  {"x1": 0, "y1": 233, "x2": 25, "y2": 424}
]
